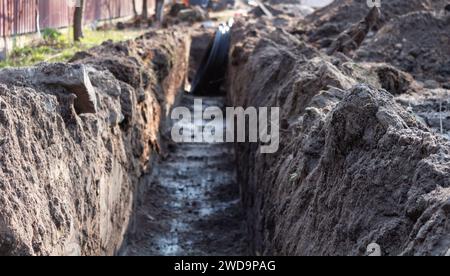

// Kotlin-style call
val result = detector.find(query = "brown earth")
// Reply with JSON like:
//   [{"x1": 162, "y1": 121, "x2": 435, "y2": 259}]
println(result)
[
  {"x1": 0, "y1": 28, "x2": 190, "y2": 256},
  {"x1": 356, "y1": 11, "x2": 450, "y2": 84},
  {"x1": 228, "y1": 18, "x2": 450, "y2": 256},
  {"x1": 1, "y1": 0, "x2": 449, "y2": 257},
  {"x1": 306, "y1": 0, "x2": 448, "y2": 39}
]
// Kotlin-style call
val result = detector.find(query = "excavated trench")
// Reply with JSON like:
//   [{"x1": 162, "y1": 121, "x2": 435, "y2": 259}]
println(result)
[
  {"x1": 0, "y1": 25, "x2": 249, "y2": 256},
  {"x1": 120, "y1": 30, "x2": 248, "y2": 256},
  {"x1": 120, "y1": 10, "x2": 450, "y2": 256},
  {"x1": 121, "y1": 95, "x2": 247, "y2": 256},
  {"x1": 2, "y1": 1, "x2": 449, "y2": 257}
]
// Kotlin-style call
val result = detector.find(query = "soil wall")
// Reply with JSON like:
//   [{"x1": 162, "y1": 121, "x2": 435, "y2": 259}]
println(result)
[
  {"x1": 0, "y1": 29, "x2": 190, "y2": 256},
  {"x1": 228, "y1": 19, "x2": 450, "y2": 256}
]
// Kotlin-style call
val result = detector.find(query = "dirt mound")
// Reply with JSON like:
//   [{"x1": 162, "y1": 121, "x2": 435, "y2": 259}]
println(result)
[
  {"x1": 71, "y1": 29, "x2": 190, "y2": 109},
  {"x1": 0, "y1": 29, "x2": 190, "y2": 256},
  {"x1": 327, "y1": 7, "x2": 381, "y2": 55},
  {"x1": 166, "y1": 4, "x2": 209, "y2": 25},
  {"x1": 228, "y1": 21, "x2": 450, "y2": 256},
  {"x1": 307, "y1": 0, "x2": 448, "y2": 44},
  {"x1": 356, "y1": 11, "x2": 450, "y2": 83}
]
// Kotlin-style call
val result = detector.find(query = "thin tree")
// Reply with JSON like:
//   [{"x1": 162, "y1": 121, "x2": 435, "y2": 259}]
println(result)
[
  {"x1": 142, "y1": 0, "x2": 148, "y2": 19},
  {"x1": 155, "y1": 0, "x2": 165, "y2": 24},
  {"x1": 35, "y1": 0, "x2": 41, "y2": 37},
  {"x1": 132, "y1": 0, "x2": 138, "y2": 18},
  {"x1": 74, "y1": 0, "x2": 85, "y2": 41}
]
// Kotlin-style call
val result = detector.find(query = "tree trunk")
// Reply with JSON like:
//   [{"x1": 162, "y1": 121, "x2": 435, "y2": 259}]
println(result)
[
  {"x1": 132, "y1": 0, "x2": 138, "y2": 17},
  {"x1": 142, "y1": 0, "x2": 148, "y2": 19},
  {"x1": 35, "y1": 0, "x2": 41, "y2": 37},
  {"x1": 155, "y1": 0, "x2": 165, "y2": 24},
  {"x1": 74, "y1": 0, "x2": 85, "y2": 42}
]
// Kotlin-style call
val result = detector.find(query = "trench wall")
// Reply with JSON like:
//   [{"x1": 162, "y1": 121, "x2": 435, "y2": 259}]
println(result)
[
  {"x1": 0, "y1": 28, "x2": 190, "y2": 256},
  {"x1": 228, "y1": 20, "x2": 450, "y2": 256}
]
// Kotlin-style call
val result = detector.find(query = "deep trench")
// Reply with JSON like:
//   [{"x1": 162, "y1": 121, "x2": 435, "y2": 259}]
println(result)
[
  {"x1": 121, "y1": 95, "x2": 247, "y2": 256},
  {"x1": 120, "y1": 34, "x2": 248, "y2": 255}
]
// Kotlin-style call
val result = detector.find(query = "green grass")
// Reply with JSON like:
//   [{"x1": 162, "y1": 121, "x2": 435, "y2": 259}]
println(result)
[{"x1": 0, "y1": 28, "x2": 144, "y2": 68}]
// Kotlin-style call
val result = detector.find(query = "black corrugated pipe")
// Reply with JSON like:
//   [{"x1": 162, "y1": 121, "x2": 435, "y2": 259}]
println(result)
[{"x1": 190, "y1": 20, "x2": 233, "y2": 96}]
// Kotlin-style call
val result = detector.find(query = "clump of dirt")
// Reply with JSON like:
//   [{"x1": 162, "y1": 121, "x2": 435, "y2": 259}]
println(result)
[
  {"x1": 228, "y1": 20, "x2": 450, "y2": 256},
  {"x1": 0, "y1": 28, "x2": 190, "y2": 256},
  {"x1": 336, "y1": 61, "x2": 422, "y2": 96},
  {"x1": 177, "y1": 6, "x2": 209, "y2": 23},
  {"x1": 356, "y1": 11, "x2": 450, "y2": 84},
  {"x1": 326, "y1": 7, "x2": 381, "y2": 56}
]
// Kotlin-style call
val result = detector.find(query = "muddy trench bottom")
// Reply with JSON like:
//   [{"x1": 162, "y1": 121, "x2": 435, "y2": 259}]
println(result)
[{"x1": 121, "y1": 94, "x2": 248, "y2": 256}]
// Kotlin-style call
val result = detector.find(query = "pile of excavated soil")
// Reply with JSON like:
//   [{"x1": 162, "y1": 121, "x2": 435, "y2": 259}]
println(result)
[
  {"x1": 356, "y1": 11, "x2": 450, "y2": 84},
  {"x1": 0, "y1": 28, "x2": 190, "y2": 256},
  {"x1": 307, "y1": 0, "x2": 448, "y2": 40},
  {"x1": 228, "y1": 19, "x2": 450, "y2": 256},
  {"x1": 70, "y1": 29, "x2": 191, "y2": 117},
  {"x1": 303, "y1": 0, "x2": 449, "y2": 85},
  {"x1": 304, "y1": 0, "x2": 448, "y2": 62}
]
